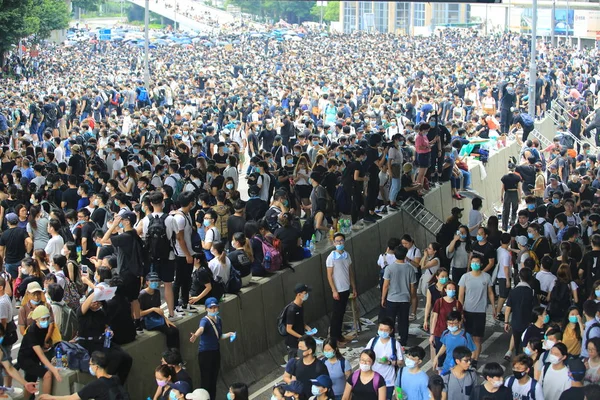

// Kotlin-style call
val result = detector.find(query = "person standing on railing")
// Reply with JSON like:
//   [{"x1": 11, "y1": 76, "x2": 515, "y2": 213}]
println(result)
[
  {"x1": 583, "y1": 106, "x2": 600, "y2": 146},
  {"x1": 510, "y1": 108, "x2": 535, "y2": 142}
]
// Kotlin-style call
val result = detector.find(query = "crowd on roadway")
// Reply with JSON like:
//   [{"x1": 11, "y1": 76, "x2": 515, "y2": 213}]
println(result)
[{"x1": 0, "y1": 23, "x2": 598, "y2": 400}]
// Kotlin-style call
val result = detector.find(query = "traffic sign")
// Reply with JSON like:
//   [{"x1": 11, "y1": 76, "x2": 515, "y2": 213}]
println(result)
[{"x1": 99, "y1": 29, "x2": 111, "y2": 41}]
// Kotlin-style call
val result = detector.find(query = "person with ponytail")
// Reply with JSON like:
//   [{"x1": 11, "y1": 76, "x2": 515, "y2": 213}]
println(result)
[
  {"x1": 153, "y1": 363, "x2": 176, "y2": 400},
  {"x1": 322, "y1": 338, "x2": 351, "y2": 400},
  {"x1": 190, "y1": 252, "x2": 224, "y2": 306},
  {"x1": 310, "y1": 375, "x2": 335, "y2": 400},
  {"x1": 228, "y1": 232, "x2": 253, "y2": 287},
  {"x1": 16, "y1": 257, "x2": 45, "y2": 298},
  {"x1": 208, "y1": 241, "x2": 231, "y2": 285}
]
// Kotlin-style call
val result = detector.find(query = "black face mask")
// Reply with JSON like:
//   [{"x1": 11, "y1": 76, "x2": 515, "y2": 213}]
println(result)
[{"x1": 512, "y1": 370, "x2": 527, "y2": 380}]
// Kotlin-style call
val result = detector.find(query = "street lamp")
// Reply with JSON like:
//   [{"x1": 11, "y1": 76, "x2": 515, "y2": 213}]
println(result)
[
  {"x1": 528, "y1": 0, "x2": 537, "y2": 118},
  {"x1": 144, "y1": 0, "x2": 150, "y2": 88}
]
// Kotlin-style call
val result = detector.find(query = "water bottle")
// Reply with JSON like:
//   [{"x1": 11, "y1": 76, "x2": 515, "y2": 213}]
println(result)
[
  {"x1": 264, "y1": 251, "x2": 272, "y2": 271},
  {"x1": 76, "y1": 246, "x2": 82, "y2": 262},
  {"x1": 309, "y1": 234, "x2": 316, "y2": 254},
  {"x1": 55, "y1": 347, "x2": 63, "y2": 368},
  {"x1": 104, "y1": 329, "x2": 111, "y2": 348}
]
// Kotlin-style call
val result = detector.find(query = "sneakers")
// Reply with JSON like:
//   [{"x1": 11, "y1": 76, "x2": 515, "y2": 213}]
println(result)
[
  {"x1": 169, "y1": 313, "x2": 183, "y2": 322},
  {"x1": 135, "y1": 319, "x2": 144, "y2": 333},
  {"x1": 409, "y1": 313, "x2": 417, "y2": 321},
  {"x1": 380, "y1": 206, "x2": 388, "y2": 214},
  {"x1": 176, "y1": 304, "x2": 198, "y2": 314},
  {"x1": 389, "y1": 204, "x2": 399, "y2": 211},
  {"x1": 371, "y1": 213, "x2": 382, "y2": 220},
  {"x1": 504, "y1": 351, "x2": 512, "y2": 361},
  {"x1": 363, "y1": 216, "x2": 376, "y2": 223},
  {"x1": 496, "y1": 312, "x2": 505, "y2": 322}
]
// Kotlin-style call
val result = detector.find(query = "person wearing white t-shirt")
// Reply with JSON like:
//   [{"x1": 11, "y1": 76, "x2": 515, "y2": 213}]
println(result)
[
  {"x1": 402, "y1": 235, "x2": 422, "y2": 320},
  {"x1": 536, "y1": 256, "x2": 557, "y2": 304},
  {"x1": 172, "y1": 192, "x2": 197, "y2": 314},
  {"x1": 44, "y1": 219, "x2": 64, "y2": 265},
  {"x1": 364, "y1": 318, "x2": 404, "y2": 399},
  {"x1": 540, "y1": 343, "x2": 571, "y2": 400},
  {"x1": 377, "y1": 238, "x2": 400, "y2": 278},
  {"x1": 496, "y1": 234, "x2": 512, "y2": 320},
  {"x1": 506, "y1": 354, "x2": 544, "y2": 400},
  {"x1": 208, "y1": 242, "x2": 231, "y2": 284}
]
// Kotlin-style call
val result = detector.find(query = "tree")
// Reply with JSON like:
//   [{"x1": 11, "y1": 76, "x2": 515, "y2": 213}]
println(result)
[
  {"x1": 227, "y1": 0, "x2": 315, "y2": 23},
  {"x1": 72, "y1": 0, "x2": 105, "y2": 12},
  {"x1": 34, "y1": 0, "x2": 70, "y2": 41},
  {"x1": 0, "y1": 0, "x2": 39, "y2": 60},
  {"x1": 310, "y1": 1, "x2": 339, "y2": 22}
]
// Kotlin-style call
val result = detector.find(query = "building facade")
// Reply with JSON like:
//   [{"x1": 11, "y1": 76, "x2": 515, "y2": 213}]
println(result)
[{"x1": 339, "y1": 1, "x2": 471, "y2": 35}]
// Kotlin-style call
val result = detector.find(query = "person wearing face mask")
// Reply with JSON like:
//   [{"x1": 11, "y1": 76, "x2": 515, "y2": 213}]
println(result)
[
  {"x1": 166, "y1": 381, "x2": 191, "y2": 400},
  {"x1": 227, "y1": 382, "x2": 249, "y2": 400},
  {"x1": 541, "y1": 343, "x2": 571, "y2": 400},
  {"x1": 153, "y1": 364, "x2": 176, "y2": 400},
  {"x1": 326, "y1": 232, "x2": 357, "y2": 345},
  {"x1": 423, "y1": 268, "x2": 449, "y2": 334},
  {"x1": 440, "y1": 346, "x2": 478, "y2": 400},
  {"x1": 458, "y1": 255, "x2": 495, "y2": 369},
  {"x1": 447, "y1": 224, "x2": 472, "y2": 285},
  {"x1": 139, "y1": 272, "x2": 180, "y2": 349},
  {"x1": 321, "y1": 339, "x2": 351, "y2": 399},
  {"x1": 500, "y1": 162, "x2": 522, "y2": 231},
  {"x1": 432, "y1": 310, "x2": 475, "y2": 374},
  {"x1": 160, "y1": 348, "x2": 193, "y2": 389},
  {"x1": 189, "y1": 297, "x2": 235, "y2": 400},
  {"x1": 17, "y1": 305, "x2": 61, "y2": 397},
  {"x1": 581, "y1": 300, "x2": 600, "y2": 359},
  {"x1": 505, "y1": 354, "x2": 544, "y2": 400},
  {"x1": 309, "y1": 375, "x2": 334, "y2": 400},
  {"x1": 281, "y1": 283, "x2": 314, "y2": 361},
  {"x1": 469, "y1": 362, "x2": 511, "y2": 400},
  {"x1": 341, "y1": 349, "x2": 386, "y2": 400},
  {"x1": 394, "y1": 345, "x2": 428, "y2": 400},
  {"x1": 363, "y1": 318, "x2": 403, "y2": 398}
]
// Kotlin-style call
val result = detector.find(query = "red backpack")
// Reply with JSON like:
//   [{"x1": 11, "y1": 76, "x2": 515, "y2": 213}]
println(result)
[{"x1": 255, "y1": 235, "x2": 282, "y2": 272}]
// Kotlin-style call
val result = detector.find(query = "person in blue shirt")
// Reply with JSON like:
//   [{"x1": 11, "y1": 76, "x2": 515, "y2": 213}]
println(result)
[
  {"x1": 432, "y1": 311, "x2": 476, "y2": 374},
  {"x1": 395, "y1": 346, "x2": 429, "y2": 400},
  {"x1": 189, "y1": 297, "x2": 236, "y2": 400}
]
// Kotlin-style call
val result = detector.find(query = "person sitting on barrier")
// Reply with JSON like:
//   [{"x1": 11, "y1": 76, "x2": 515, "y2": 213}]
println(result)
[
  {"x1": 161, "y1": 348, "x2": 193, "y2": 389},
  {"x1": 17, "y1": 305, "x2": 61, "y2": 397},
  {"x1": 153, "y1": 363, "x2": 177, "y2": 400},
  {"x1": 0, "y1": 321, "x2": 38, "y2": 395},
  {"x1": 139, "y1": 272, "x2": 180, "y2": 349},
  {"x1": 18, "y1": 281, "x2": 55, "y2": 341},
  {"x1": 76, "y1": 282, "x2": 133, "y2": 384},
  {"x1": 39, "y1": 350, "x2": 130, "y2": 400}
]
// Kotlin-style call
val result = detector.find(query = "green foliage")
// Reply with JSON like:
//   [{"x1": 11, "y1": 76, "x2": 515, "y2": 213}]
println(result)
[
  {"x1": 227, "y1": 0, "x2": 316, "y2": 23},
  {"x1": 310, "y1": 1, "x2": 339, "y2": 22},
  {"x1": 0, "y1": 0, "x2": 38, "y2": 54},
  {"x1": 72, "y1": 0, "x2": 105, "y2": 12},
  {"x1": 35, "y1": 0, "x2": 71, "y2": 41}
]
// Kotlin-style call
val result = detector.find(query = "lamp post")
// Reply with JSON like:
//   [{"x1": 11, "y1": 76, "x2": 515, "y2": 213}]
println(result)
[
  {"x1": 528, "y1": 0, "x2": 537, "y2": 118},
  {"x1": 144, "y1": 0, "x2": 150, "y2": 88}
]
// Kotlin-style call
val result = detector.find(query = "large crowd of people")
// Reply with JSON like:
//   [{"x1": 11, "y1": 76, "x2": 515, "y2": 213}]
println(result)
[{"x1": 0, "y1": 21, "x2": 598, "y2": 400}]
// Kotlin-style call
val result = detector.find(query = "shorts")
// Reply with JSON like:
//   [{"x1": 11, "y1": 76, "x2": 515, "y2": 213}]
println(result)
[
  {"x1": 121, "y1": 272, "x2": 142, "y2": 302},
  {"x1": 295, "y1": 184, "x2": 312, "y2": 199},
  {"x1": 416, "y1": 152, "x2": 430, "y2": 168},
  {"x1": 19, "y1": 359, "x2": 47, "y2": 381},
  {"x1": 497, "y1": 278, "x2": 511, "y2": 298},
  {"x1": 157, "y1": 259, "x2": 176, "y2": 283},
  {"x1": 464, "y1": 311, "x2": 486, "y2": 338}
]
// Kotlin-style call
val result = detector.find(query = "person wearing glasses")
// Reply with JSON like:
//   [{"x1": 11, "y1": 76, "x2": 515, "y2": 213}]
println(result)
[
  {"x1": 39, "y1": 351, "x2": 129, "y2": 400},
  {"x1": 441, "y1": 346, "x2": 479, "y2": 400},
  {"x1": 326, "y1": 232, "x2": 357, "y2": 345}
]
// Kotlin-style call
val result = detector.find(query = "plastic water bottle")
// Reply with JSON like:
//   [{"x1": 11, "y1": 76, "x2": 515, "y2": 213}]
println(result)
[
  {"x1": 309, "y1": 234, "x2": 316, "y2": 254},
  {"x1": 104, "y1": 329, "x2": 111, "y2": 348},
  {"x1": 264, "y1": 251, "x2": 272, "y2": 270},
  {"x1": 328, "y1": 226, "x2": 334, "y2": 241},
  {"x1": 76, "y1": 246, "x2": 82, "y2": 262},
  {"x1": 55, "y1": 347, "x2": 63, "y2": 368}
]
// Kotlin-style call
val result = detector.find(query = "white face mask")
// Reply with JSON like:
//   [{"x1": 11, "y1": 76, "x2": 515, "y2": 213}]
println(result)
[
  {"x1": 60, "y1": 248, "x2": 67, "y2": 256},
  {"x1": 491, "y1": 379, "x2": 504, "y2": 388},
  {"x1": 543, "y1": 339, "x2": 556, "y2": 350},
  {"x1": 359, "y1": 363, "x2": 371, "y2": 372},
  {"x1": 547, "y1": 354, "x2": 561, "y2": 365}
]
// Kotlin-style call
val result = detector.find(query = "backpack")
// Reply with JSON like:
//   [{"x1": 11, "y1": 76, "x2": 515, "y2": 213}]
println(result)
[
  {"x1": 586, "y1": 322, "x2": 600, "y2": 343},
  {"x1": 548, "y1": 280, "x2": 571, "y2": 319},
  {"x1": 169, "y1": 175, "x2": 185, "y2": 202},
  {"x1": 212, "y1": 205, "x2": 230, "y2": 240},
  {"x1": 255, "y1": 235, "x2": 282, "y2": 272},
  {"x1": 350, "y1": 369, "x2": 382, "y2": 392},
  {"x1": 101, "y1": 207, "x2": 114, "y2": 231},
  {"x1": 46, "y1": 104, "x2": 58, "y2": 122},
  {"x1": 63, "y1": 276, "x2": 82, "y2": 311},
  {"x1": 277, "y1": 302, "x2": 293, "y2": 336},
  {"x1": 378, "y1": 253, "x2": 388, "y2": 289},
  {"x1": 521, "y1": 113, "x2": 534, "y2": 128},
  {"x1": 146, "y1": 214, "x2": 172, "y2": 264},
  {"x1": 138, "y1": 87, "x2": 149, "y2": 103},
  {"x1": 334, "y1": 185, "x2": 351, "y2": 215},
  {"x1": 55, "y1": 341, "x2": 90, "y2": 372},
  {"x1": 369, "y1": 336, "x2": 398, "y2": 366},
  {"x1": 226, "y1": 266, "x2": 242, "y2": 294},
  {"x1": 506, "y1": 377, "x2": 537, "y2": 400},
  {"x1": 528, "y1": 238, "x2": 542, "y2": 272},
  {"x1": 53, "y1": 301, "x2": 78, "y2": 341}
]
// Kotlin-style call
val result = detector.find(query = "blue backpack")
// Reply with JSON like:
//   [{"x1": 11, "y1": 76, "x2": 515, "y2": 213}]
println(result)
[
  {"x1": 138, "y1": 87, "x2": 149, "y2": 102},
  {"x1": 521, "y1": 113, "x2": 534, "y2": 128}
]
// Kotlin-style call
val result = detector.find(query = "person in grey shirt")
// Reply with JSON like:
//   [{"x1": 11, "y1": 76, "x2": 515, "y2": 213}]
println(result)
[
  {"x1": 381, "y1": 246, "x2": 416, "y2": 346},
  {"x1": 442, "y1": 346, "x2": 479, "y2": 400}
]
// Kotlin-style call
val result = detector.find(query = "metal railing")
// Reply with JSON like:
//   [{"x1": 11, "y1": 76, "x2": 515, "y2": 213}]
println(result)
[
  {"x1": 548, "y1": 100, "x2": 598, "y2": 152},
  {"x1": 400, "y1": 197, "x2": 443, "y2": 236}
]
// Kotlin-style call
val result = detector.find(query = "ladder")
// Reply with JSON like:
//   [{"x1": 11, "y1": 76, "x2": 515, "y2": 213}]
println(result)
[{"x1": 400, "y1": 197, "x2": 443, "y2": 236}]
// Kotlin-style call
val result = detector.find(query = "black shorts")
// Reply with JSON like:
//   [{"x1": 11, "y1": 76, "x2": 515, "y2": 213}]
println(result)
[
  {"x1": 417, "y1": 152, "x2": 430, "y2": 168},
  {"x1": 464, "y1": 311, "x2": 486, "y2": 338},
  {"x1": 497, "y1": 278, "x2": 511, "y2": 298},
  {"x1": 19, "y1": 359, "x2": 47, "y2": 381},
  {"x1": 157, "y1": 259, "x2": 176, "y2": 283},
  {"x1": 121, "y1": 272, "x2": 142, "y2": 302}
]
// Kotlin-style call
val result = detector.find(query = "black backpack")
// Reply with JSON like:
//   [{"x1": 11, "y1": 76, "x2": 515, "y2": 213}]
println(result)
[
  {"x1": 548, "y1": 281, "x2": 571, "y2": 320},
  {"x1": 277, "y1": 302, "x2": 293, "y2": 336},
  {"x1": 146, "y1": 214, "x2": 171, "y2": 264},
  {"x1": 46, "y1": 104, "x2": 58, "y2": 122}
]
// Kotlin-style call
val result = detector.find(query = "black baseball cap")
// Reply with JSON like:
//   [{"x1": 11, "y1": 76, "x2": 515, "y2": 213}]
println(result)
[{"x1": 294, "y1": 283, "x2": 312, "y2": 294}]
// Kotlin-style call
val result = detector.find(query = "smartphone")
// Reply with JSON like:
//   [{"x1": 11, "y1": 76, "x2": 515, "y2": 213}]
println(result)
[{"x1": 81, "y1": 265, "x2": 88, "y2": 274}]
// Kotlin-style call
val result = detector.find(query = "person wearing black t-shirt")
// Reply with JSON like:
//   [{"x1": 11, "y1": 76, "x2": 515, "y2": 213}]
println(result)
[
  {"x1": 527, "y1": 223, "x2": 551, "y2": 262},
  {"x1": 39, "y1": 350, "x2": 130, "y2": 400},
  {"x1": 509, "y1": 211, "x2": 529, "y2": 248},
  {"x1": 501, "y1": 165, "x2": 522, "y2": 231},
  {"x1": 161, "y1": 349, "x2": 193, "y2": 389},
  {"x1": 228, "y1": 233, "x2": 253, "y2": 286},
  {"x1": 283, "y1": 335, "x2": 330, "y2": 399},
  {"x1": 558, "y1": 358, "x2": 586, "y2": 400},
  {"x1": 284, "y1": 283, "x2": 313, "y2": 361},
  {"x1": 227, "y1": 201, "x2": 246, "y2": 246},
  {"x1": 515, "y1": 158, "x2": 536, "y2": 196},
  {"x1": 189, "y1": 256, "x2": 224, "y2": 306},
  {"x1": 472, "y1": 228, "x2": 497, "y2": 274}
]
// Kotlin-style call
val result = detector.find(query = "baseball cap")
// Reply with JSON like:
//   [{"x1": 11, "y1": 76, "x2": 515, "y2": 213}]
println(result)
[
  {"x1": 121, "y1": 211, "x2": 137, "y2": 226},
  {"x1": 170, "y1": 381, "x2": 191, "y2": 395},
  {"x1": 294, "y1": 283, "x2": 312, "y2": 294},
  {"x1": 31, "y1": 305, "x2": 50, "y2": 320},
  {"x1": 567, "y1": 358, "x2": 586, "y2": 379},
  {"x1": 5, "y1": 213, "x2": 18, "y2": 225},
  {"x1": 174, "y1": 134, "x2": 182, "y2": 140},
  {"x1": 310, "y1": 375, "x2": 333, "y2": 389},
  {"x1": 549, "y1": 174, "x2": 559, "y2": 181},
  {"x1": 283, "y1": 381, "x2": 304, "y2": 395},
  {"x1": 205, "y1": 297, "x2": 219, "y2": 308},
  {"x1": 186, "y1": 389, "x2": 210, "y2": 400},
  {"x1": 146, "y1": 272, "x2": 160, "y2": 282},
  {"x1": 402, "y1": 163, "x2": 413, "y2": 173},
  {"x1": 515, "y1": 236, "x2": 529, "y2": 246},
  {"x1": 27, "y1": 281, "x2": 43, "y2": 293},
  {"x1": 451, "y1": 207, "x2": 464, "y2": 215}
]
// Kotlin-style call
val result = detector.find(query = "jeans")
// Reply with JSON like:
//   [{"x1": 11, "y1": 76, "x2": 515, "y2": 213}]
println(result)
[
  {"x1": 5, "y1": 262, "x2": 20, "y2": 280},
  {"x1": 385, "y1": 301, "x2": 410, "y2": 346},
  {"x1": 330, "y1": 290, "x2": 350, "y2": 341},
  {"x1": 173, "y1": 256, "x2": 193, "y2": 307},
  {"x1": 460, "y1": 169, "x2": 471, "y2": 189},
  {"x1": 450, "y1": 175, "x2": 461, "y2": 189},
  {"x1": 389, "y1": 177, "x2": 401, "y2": 204},
  {"x1": 502, "y1": 191, "x2": 519, "y2": 231},
  {"x1": 198, "y1": 349, "x2": 220, "y2": 400}
]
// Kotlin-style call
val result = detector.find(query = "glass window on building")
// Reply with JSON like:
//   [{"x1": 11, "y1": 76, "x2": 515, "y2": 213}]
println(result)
[
  {"x1": 395, "y1": 2, "x2": 410, "y2": 33},
  {"x1": 374, "y1": 2, "x2": 388, "y2": 33},
  {"x1": 413, "y1": 3, "x2": 425, "y2": 27},
  {"x1": 433, "y1": 3, "x2": 461, "y2": 26},
  {"x1": 359, "y1": 1, "x2": 374, "y2": 31},
  {"x1": 343, "y1": 2, "x2": 357, "y2": 33}
]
